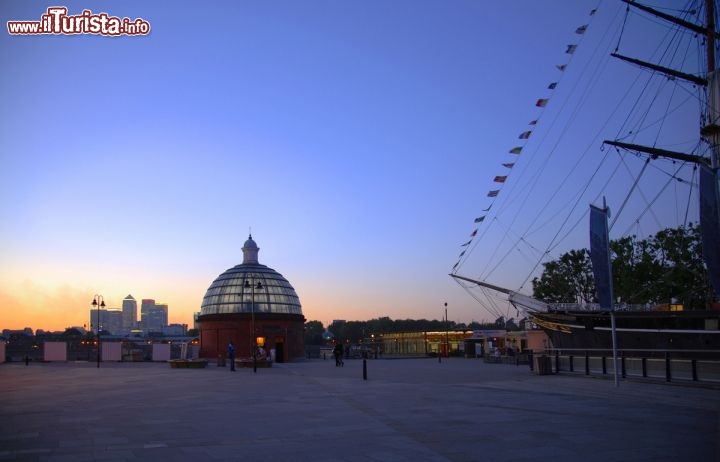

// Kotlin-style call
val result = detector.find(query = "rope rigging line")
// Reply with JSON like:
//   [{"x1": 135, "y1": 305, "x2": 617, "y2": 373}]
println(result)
[
  {"x1": 610, "y1": 157, "x2": 650, "y2": 230},
  {"x1": 483, "y1": 8, "x2": 623, "y2": 286},
  {"x1": 450, "y1": 5, "x2": 604, "y2": 277},
  {"x1": 682, "y1": 164, "x2": 698, "y2": 226},
  {"x1": 618, "y1": 160, "x2": 688, "y2": 237}
]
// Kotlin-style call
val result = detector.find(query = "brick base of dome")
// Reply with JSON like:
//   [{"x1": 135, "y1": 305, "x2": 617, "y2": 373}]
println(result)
[{"x1": 197, "y1": 313, "x2": 306, "y2": 363}]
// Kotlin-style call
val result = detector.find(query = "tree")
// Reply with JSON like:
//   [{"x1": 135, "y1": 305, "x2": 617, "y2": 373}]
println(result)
[
  {"x1": 303, "y1": 321, "x2": 325, "y2": 346},
  {"x1": 532, "y1": 224, "x2": 714, "y2": 309},
  {"x1": 532, "y1": 249, "x2": 595, "y2": 304},
  {"x1": 650, "y1": 224, "x2": 712, "y2": 309}
]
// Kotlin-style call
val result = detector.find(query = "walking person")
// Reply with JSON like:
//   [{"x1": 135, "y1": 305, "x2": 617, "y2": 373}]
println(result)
[
  {"x1": 227, "y1": 342, "x2": 235, "y2": 371},
  {"x1": 333, "y1": 343, "x2": 344, "y2": 367}
]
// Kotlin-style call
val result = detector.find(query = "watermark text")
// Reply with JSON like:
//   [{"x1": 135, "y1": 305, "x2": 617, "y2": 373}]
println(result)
[{"x1": 7, "y1": 7, "x2": 151, "y2": 36}]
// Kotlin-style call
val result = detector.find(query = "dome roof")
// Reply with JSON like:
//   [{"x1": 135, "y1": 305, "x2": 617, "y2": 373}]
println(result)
[{"x1": 200, "y1": 235, "x2": 302, "y2": 316}]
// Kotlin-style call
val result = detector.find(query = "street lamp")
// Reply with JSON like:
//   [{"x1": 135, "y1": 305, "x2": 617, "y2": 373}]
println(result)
[
  {"x1": 91, "y1": 295, "x2": 105, "y2": 368},
  {"x1": 244, "y1": 279, "x2": 263, "y2": 373},
  {"x1": 444, "y1": 302, "x2": 449, "y2": 359}
]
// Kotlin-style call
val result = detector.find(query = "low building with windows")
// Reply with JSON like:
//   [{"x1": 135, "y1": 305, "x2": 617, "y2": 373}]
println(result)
[{"x1": 378, "y1": 329, "x2": 547, "y2": 358}]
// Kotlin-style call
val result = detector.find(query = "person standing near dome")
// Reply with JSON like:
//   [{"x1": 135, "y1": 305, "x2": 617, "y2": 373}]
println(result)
[{"x1": 227, "y1": 342, "x2": 235, "y2": 371}]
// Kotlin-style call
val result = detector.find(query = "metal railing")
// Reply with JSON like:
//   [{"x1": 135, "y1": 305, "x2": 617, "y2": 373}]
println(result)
[{"x1": 528, "y1": 348, "x2": 720, "y2": 385}]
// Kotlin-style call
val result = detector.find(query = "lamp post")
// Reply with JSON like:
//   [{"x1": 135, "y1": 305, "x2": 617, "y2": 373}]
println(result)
[
  {"x1": 244, "y1": 279, "x2": 263, "y2": 373},
  {"x1": 91, "y1": 295, "x2": 105, "y2": 368},
  {"x1": 444, "y1": 302, "x2": 449, "y2": 358}
]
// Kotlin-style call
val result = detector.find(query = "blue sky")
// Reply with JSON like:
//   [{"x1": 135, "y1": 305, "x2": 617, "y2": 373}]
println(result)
[{"x1": 0, "y1": 1, "x2": 702, "y2": 331}]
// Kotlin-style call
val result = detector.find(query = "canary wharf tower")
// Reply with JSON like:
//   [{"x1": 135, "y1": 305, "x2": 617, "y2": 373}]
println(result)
[{"x1": 197, "y1": 235, "x2": 305, "y2": 362}]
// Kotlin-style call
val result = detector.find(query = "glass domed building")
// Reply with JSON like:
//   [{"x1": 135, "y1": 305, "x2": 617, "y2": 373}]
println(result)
[{"x1": 197, "y1": 235, "x2": 305, "y2": 362}]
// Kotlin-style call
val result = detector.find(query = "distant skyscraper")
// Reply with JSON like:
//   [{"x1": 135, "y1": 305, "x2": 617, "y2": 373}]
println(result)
[
  {"x1": 105, "y1": 309, "x2": 123, "y2": 335},
  {"x1": 140, "y1": 299, "x2": 155, "y2": 330},
  {"x1": 151, "y1": 303, "x2": 168, "y2": 331},
  {"x1": 122, "y1": 295, "x2": 137, "y2": 332},
  {"x1": 140, "y1": 299, "x2": 168, "y2": 333},
  {"x1": 88, "y1": 308, "x2": 123, "y2": 335}
]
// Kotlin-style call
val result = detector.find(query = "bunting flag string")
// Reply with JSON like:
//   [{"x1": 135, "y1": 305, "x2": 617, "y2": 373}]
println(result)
[{"x1": 452, "y1": 7, "x2": 598, "y2": 273}]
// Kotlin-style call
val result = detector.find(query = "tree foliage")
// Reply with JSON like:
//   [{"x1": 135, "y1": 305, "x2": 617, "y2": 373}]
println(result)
[
  {"x1": 531, "y1": 223, "x2": 714, "y2": 309},
  {"x1": 304, "y1": 316, "x2": 517, "y2": 345},
  {"x1": 303, "y1": 320, "x2": 325, "y2": 346}
]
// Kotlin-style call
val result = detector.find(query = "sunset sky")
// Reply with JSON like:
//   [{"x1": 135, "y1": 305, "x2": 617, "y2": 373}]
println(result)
[{"x1": 1, "y1": 1, "x2": 700, "y2": 332}]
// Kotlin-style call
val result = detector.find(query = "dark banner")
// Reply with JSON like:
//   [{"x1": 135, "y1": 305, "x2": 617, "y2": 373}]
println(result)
[
  {"x1": 699, "y1": 165, "x2": 720, "y2": 298},
  {"x1": 590, "y1": 204, "x2": 613, "y2": 310}
]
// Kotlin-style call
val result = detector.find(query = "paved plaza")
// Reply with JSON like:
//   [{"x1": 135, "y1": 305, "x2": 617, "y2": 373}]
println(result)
[{"x1": 1, "y1": 357, "x2": 718, "y2": 461}]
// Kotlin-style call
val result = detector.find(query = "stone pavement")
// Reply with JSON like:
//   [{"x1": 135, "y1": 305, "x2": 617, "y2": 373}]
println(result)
[{"x1": 1, "y1": 357, "x2": 718, "y2": 461}]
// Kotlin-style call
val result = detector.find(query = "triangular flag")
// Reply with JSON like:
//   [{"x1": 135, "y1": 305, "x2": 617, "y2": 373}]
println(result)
[
  {"x1": 470, "y1": 229, "x2": 478, "y2": 237},
  {"x1": 461, "y1": 240, "x2": 472, "y2": 247},
  {"x1": 575, "y1": 24, "x2": 588, "y2": 34},
  {"x1": 566, "y1": 44, "x2": 577, "y2": 54},
  {"x1": 536, "y1": 98, "x2": 549, "y2": 107},
  {"x1": 487, "y1": 190, "x2": 499, "y2": 198},
  {"x1": 482, "y1": 205, "x2": 492, "y2": 212},
  {"x1": 590, "y1": 9, "x2": 597, "y2": 16},
  {"x1": 474, "y1": 216, "x2": 485, "y2": 223},
  {"x1": 493, "y1": 176, "x2": 507, "y2": 183},
  {"x1": 548, "y1": 82, "x2": 557, "y2": 90},
  {"x1": 509, "y1": 147, "x2": 522, "y2": 154},
  {"x1": 452, "y1": 261, "x2": 459, "y2": 269},
  {"x1": 556, "y1": 64, "x2": 566, "y2": 72},
  {"x1": 459, "y1": 250, "x2": 466, "y2": 257},
  {"x1": 519, "y1": 131, "x2": 531, "y2": 139},
  {"x1": 528, "y1": 119, "x2": 537, "y2": 125},
  {"x1": 502, "y1": 162, "x2": 515, "y2": 168}
]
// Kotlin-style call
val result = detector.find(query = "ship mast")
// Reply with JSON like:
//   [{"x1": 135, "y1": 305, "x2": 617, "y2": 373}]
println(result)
[
  {"x1": 703, "y1": 0, "x2": 720, "y2": 171},
  {"x1": 605, "y1": 0, "x2": 720, "y2": 300},
  {"x1": 606, "y1": 0, "x2": 718, "y2": 169}
]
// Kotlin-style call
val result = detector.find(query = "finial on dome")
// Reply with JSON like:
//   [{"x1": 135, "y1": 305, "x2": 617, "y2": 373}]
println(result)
[{"x1": 242, "y1": 233, "x2": 260, "y2": 264}]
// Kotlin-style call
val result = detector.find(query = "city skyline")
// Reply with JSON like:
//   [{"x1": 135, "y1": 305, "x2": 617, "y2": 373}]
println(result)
[{"x1": 1, "y1": 1, "x2": 694, "y2": 332}]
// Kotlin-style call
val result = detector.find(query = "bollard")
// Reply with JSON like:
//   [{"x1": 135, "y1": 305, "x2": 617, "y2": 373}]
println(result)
[
  {"x1": 569, "y1": 355, "x2": 574, "y2": 372},
  {"x1": 621, "y1": 354, "x2": 626, "y2": 378},
  {"x1": 691, "y1": 359, "x2": 698, "y2": 381},
  {"x1": 665, "y1": 352, "x2": 672, "y2": 382},
  {"x1": 25, "y1": 355, "x2": 29, "y2": 366},
  {"x1": 528, "y1": 350, "x2": 534, "y2": 372},
  {"x1": 585, "y1": 351, "x2": 590, "y2": 375},
  {"x1": 363, "y1": 359, "x2": 367, "y2": 380}
]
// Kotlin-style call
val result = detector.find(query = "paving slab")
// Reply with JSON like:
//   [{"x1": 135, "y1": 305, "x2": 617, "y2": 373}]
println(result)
[{"x1": 1, "y1": 358, "x2": 718, "y2": 461}]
